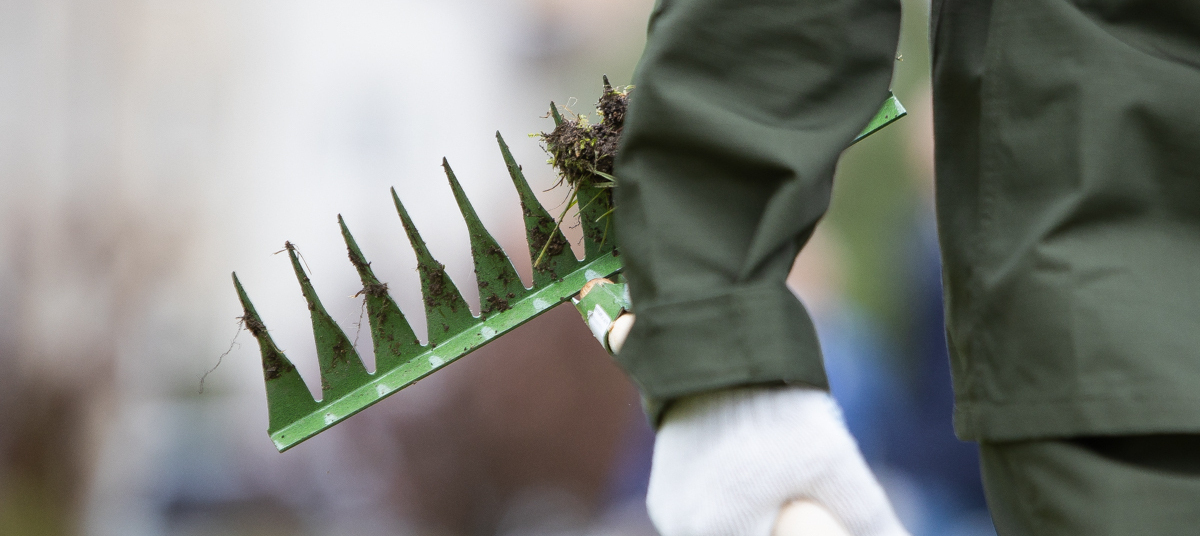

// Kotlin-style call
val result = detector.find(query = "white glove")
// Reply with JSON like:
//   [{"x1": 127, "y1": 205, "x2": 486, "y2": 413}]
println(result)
[
  {"x1": 645, "y1": 386, "x2": 910, "y2": 536},
  {"x1": 575, "y1": 280, "x2": 905, "y2": 535}
]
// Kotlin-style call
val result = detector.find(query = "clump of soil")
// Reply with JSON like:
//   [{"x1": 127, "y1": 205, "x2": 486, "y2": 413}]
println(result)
[{"x1": 538, "y1": 76, "x2": 630, "y2": 219}]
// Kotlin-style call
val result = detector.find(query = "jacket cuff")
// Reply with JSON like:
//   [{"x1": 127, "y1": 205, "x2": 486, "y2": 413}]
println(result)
[{"x1": 615, "y1": 281, "x2": 828, "y2": 426}]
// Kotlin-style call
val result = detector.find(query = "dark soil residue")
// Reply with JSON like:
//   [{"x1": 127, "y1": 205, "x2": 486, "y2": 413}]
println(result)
[
  {"x1": 484, "y1": 294, "x2": 511, "y2": 314},
  {"x1": 527, "y1": 214, "x2": 568, "y2": 261},
  {"x1": 360, "y1": 282, "x2": 389, "y2": 298},
  {"x1": 242, "y1": 313, "x2": 266, "y2": 337}
]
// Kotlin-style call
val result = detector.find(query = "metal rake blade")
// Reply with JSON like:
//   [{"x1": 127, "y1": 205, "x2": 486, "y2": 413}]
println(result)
[
  {"x1": 233, "y1": 131, "x2": 622, "y2": 452},
  {"x1": 232, "y1": 90, "x2": 904, "y2": 452}
]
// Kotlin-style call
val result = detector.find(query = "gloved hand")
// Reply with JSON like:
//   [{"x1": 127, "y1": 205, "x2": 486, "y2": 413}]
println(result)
[
  {"x1": 647, "y1": 386, "x2": 910, "y2": 536},
  {"x1": 573, "y1": 279, "x2": 907, "y2": 536}
]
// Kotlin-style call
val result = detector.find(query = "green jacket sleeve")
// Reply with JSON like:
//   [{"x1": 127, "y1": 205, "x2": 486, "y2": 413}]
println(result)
[{"x1": 612, "y1": 0, "x2": 901, "y2": 423}]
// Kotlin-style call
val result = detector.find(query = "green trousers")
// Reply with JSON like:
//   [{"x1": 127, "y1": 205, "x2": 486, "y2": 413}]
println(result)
[{"x1": 982, "y1": 434, "x2": 1200, "y2": 535}]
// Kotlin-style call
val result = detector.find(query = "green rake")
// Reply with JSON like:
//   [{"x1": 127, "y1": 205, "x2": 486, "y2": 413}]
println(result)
[{"x1": 232, "y1": 87, "x2": 905, "y2": 452}]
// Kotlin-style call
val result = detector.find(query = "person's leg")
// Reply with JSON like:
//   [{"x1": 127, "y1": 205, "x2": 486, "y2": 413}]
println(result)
[{"x1": 981, "y1": 434, "x2": 1200, "y2": 535}]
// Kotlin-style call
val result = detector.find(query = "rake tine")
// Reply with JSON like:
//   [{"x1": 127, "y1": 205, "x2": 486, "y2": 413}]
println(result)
[
  {"x1": 496, "y1": 132, "x2": 581, "y2": 285},
  {"x1": 338, "y1": 215, "x2": 423, "y2": 373},
  {"x1": 390, "y1": 187, "x2": 476, "y2": 345},
  {"x1": 577, "y1": 181, "x2": 615, "y2": 261},
  {"x1": 284, "y1": 243, "x2": 372, "y2": 401},
  {"x1": 576, "y1": 77, "x2": 622, "y2": 260},
  {"x1": 232, "y1": 273, "x2": 319, "y2": 437},
  {"x1": 549, "y1": 101, "x2": 563, "y2": 127},
  {"x1": 851, "y1": 93, "x2": 907, "y2": 145},
  {"x1": 442, "y1": 159, "x2": 529, "y2": 317}
]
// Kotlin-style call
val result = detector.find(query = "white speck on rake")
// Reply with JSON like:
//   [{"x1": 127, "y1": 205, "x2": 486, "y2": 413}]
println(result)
[
  {"x1": 324, "y1": 413, "x2": 337, "y2": 425},
  {"x1": 429, "y1": 355, "x2": 445, "y2": 368},
  {"x1": 533, "y1": 298, "x2": 550, "y2": 311},
  {"x1": 480, "y1": 327, "x2": 496, "y2": 340}
]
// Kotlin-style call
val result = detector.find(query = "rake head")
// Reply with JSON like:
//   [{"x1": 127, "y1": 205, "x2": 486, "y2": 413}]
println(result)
[{"x1": 233, "y1": 84, "x2": 905, "y2": 452}]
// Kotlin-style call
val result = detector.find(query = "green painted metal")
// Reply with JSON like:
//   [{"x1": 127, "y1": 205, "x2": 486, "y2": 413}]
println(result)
[
  {"x1": 233, "y1": 274, "x2": 319, "y2": 432},
  {"x1": 338, "y1": 215, "x2": 423, "y2": 374},
  {"x1": 578, "y1": 181, "x2": 615, "y2": 259},
  {"x1": 444, "y1": 158, "x2": 529, "y2": 317},
  {"x1": 244, "y1": 251, "x2": 620, "y2": 452},
  {"x1": 853, "y1": 92, "x2": 906, "y2": 145},
  {"x1": 498, "y1": 132, "x2": 581, "y2": 286},
  {"x1": 232, "y1": 127, "x2": 625, "y2": 452},
  {"x1": 232, "y1": 86, "x2": 904, "y2": 453},
  {"x1": 572, "y1": 280, "x2": 631, "y2": 353},
  {"x1": 284, "y1": 242, "x2": 373, "y2": 400}
]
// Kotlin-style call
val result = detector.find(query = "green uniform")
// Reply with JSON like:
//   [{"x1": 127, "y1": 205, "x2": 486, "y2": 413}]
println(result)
[
  {"x1": 614, "y1": 0, "x2": 1200, "y2": 531},
  {"x1": 616, "y1": 0, "x2": 1200, "y2": 440}
]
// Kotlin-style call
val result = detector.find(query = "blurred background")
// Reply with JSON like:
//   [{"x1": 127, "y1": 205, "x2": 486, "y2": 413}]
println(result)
[{"x1": 0, "y1": 0, "x2": 994, "y2": 534}]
